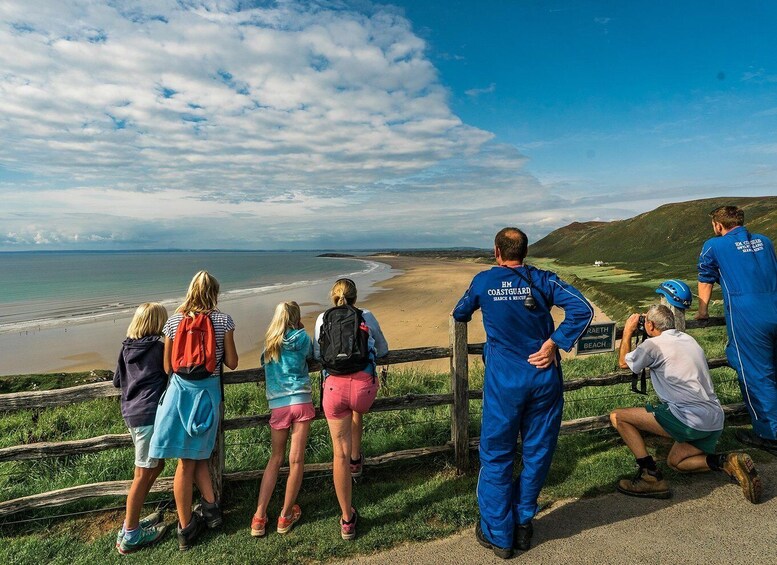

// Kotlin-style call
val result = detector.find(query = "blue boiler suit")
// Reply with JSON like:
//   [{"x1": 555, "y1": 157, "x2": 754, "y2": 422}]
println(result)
[
  {"x1": 698, "y1": 226, "x2": 777, "y2": 440},
  {"x1": 453, "y1": 265, "x2": 593, "y2": 549}
]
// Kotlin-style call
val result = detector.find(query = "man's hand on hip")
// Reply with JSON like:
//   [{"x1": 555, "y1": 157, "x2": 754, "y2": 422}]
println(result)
[{"x1": 528, "y1": 339, "x2": 558, "y2": 369}]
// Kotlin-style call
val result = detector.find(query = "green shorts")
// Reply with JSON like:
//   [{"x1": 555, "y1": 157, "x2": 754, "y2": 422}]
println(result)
[{"x1": 646, "y1": 402, "x2": 722, "y2": 454}]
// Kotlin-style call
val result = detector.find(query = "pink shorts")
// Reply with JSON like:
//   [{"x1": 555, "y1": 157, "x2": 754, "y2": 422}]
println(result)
[
  {"x1": 268, "y1": 402, "x2": 316, "y2": 430},
  {"x1": 322, "y1": 372, "x2": 379, "y2": 420}
]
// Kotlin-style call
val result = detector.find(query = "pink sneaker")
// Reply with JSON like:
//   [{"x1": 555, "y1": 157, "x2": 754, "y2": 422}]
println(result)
[
  {"x1": 277, "y1": 504, "x2": 301, "y2": 534},
  {"x1": 250, "y1": 514, "x2": 267, "y2": 537},
  {"x1": 350, "y1": 453, "x2": 364, "y2": 477},
  {"x1": 340, "y1": 507, "x2": 358, "y2": 540}
]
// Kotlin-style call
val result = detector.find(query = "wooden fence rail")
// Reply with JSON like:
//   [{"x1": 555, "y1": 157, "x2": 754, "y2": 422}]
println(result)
[{"x1": 0, "y1": 314, "x2": 735, "y2": 518}]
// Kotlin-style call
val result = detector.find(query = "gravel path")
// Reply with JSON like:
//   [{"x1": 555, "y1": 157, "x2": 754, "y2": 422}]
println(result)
[{"x1": 339, "y1": 460, "x2": 777, "y2": 564}]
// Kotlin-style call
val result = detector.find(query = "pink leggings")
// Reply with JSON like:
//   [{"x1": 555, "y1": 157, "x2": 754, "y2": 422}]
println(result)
[{"x1": 322, "y1": 371, "x2": 379, "y2": 420}]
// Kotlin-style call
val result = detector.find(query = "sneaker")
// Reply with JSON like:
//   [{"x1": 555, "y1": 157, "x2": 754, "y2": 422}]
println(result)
[
  {"x1": 350, "y1": 453, "x2": 364, "y2": 478},
  {"x1": 722, "y1": 452, "x2": 762, "y2": 504},
  {"x1": 250, "y1": 514, "x2": 268, "y2": 537},
  {"x1": 340, "y1": 507, "x2": 358, "y2": 541},
  {"x1": 177, "y1": 512, "x2": 206, "y2": 551},
  {"x1": 277, "y1": 504, "x2": 302, "y2": 534},
  {"x1": 616, "y1": 467, "x2": 671, "y2": 499},
  {"x1": 514, "y1": 521, "x2": 533, "y2": 552},
  {"x1": 115, "y1": 509, "x2": 165, "y2": 547},
  {"x1": 475, "y1": 521, "x2": 513, "y2": 560},
  {"x1": 735, "y1": 430, "x2": 777, "y2": 455},
  {"x1": 117, "y1": 523, "x2": 167, "y2": 555},
  {"x1": 194, "y1": 499, "x2": 223, "y2": 529}
]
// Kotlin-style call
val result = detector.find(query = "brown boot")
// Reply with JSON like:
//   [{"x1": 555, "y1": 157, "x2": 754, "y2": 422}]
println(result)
[
  {"x1": 616, "y1": 467, "x2": 671, "y2": 499},
  {"x1": 722, "y1": 452, "x2": 762, "y2": 504}
]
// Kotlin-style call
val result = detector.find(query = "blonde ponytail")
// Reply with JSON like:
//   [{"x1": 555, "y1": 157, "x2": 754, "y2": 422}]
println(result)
[
  {"x1": 329, "y1": 278, "x2": 357, "y2": 307},
  {"x1": 264, "y1": 301, "x2": 301, "y2": 363}
]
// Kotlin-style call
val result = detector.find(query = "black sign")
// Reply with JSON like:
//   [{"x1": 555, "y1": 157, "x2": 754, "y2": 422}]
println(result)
[{"x1": 576, "y1": 322, "x2": 616, "y2": 355}]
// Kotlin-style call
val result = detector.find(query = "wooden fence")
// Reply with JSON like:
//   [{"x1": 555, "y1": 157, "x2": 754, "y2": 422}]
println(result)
[{"x1": 0, "y1": 313, "x2": 735, "y2": 518}]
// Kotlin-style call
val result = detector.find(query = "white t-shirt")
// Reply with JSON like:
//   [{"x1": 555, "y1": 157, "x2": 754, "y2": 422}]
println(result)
[
  {"x1": 164, "y1": 311, "x2": 235, "y2": 377},
  {"x1": 625, "y1": 329, "x2": 724, "y2": 432}
]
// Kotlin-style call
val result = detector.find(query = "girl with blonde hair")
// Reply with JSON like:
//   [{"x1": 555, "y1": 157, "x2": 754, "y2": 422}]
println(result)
[
  {"x1": 113, "y1": 302, "x2": 169, "y2": 554},
  {"x1": 148, "y1": 271, "x2": 238, "y2": 551},
  {"x1": 250, "y1": 301, "x2": 314, "y2": 537},
  {"x1": 314, "y1": 278, "x2": 388, "y2": 540}
]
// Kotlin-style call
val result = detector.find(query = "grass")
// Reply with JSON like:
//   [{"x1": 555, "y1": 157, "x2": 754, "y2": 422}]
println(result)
[{"x1": 0, "y1": 263, "x2": 750, "y2": 564}]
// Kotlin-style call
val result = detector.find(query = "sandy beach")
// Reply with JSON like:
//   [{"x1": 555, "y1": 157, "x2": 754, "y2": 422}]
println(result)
[{"x1": 0, "y1": 256, "x2": 610, "y2": 376}]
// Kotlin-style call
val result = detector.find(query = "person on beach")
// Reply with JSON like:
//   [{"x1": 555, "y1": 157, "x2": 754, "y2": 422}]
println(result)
[
  {"x1": 453, "y1": 227, "x2": 593, "y2": 559},
  {"x1": 112, "y1": 302, "x2": 169, "y2": 554},
  {"x1": 148, "y1": 271, "x2": 238, "y2": 551},
  {"x1": 250, "y1": 301, "x2": 315, "y2": 537},
  {"x1": 610, "y1": 305, "x2": 761, "y2": 503},
  {"x1": 314, "y1": 278, "x2": 388, "y2": 540},
  {"x1": 696, "y1": 205, "x2": 777, "y2": 454}
]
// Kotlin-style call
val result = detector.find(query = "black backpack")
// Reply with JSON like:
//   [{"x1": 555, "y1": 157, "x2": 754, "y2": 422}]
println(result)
[{"x1": 318, "y1": 305, "x2": 371, "y2": 375}]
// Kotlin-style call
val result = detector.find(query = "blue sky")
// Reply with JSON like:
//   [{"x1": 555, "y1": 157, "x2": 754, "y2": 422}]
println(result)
[{"x1": 1, "y1": 1, "x2": 775, "y2": 250}]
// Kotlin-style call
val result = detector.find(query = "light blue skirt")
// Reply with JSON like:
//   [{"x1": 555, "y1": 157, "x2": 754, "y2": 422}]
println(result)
[{"x1": 148, "y1": 374, "x2": 221, "y2": 460}]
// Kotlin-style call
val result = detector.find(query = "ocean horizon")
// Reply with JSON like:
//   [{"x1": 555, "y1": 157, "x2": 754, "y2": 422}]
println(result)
[{"x1": 0, "y1": 250, "x2": 385, "y2": 331}]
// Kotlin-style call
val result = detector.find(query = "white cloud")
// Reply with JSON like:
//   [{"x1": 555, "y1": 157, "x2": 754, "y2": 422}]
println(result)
[
  {"x1": 0, "y1": 0, "x2": 666, "y2": 251},
  {"x1": 465, "y1": 83, "x2": 496, "y2": 97}
]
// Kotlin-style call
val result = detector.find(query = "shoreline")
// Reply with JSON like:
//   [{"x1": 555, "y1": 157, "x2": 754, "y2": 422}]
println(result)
[
  {"x1": 0, "y1": 258, "x2": 396, "y2": 376},
  {"x1": 0, "y1": 256, "x2": 611, "y2": 376}
]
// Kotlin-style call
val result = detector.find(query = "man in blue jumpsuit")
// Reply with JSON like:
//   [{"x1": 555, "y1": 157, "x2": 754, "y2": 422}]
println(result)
[
  {"x1": 453, "y1": 227, "x2": 593, "y2": 558},
  {"x1": 696, "y1": 205, "x2": 777, "y2": 454}
]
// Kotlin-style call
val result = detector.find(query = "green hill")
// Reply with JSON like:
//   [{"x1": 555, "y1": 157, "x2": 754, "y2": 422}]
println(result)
[
  {"x1": 530, "y1": 196, "x2": 777, "y2": 271},
  {"x1": 528, "y1": 196, "x2": 777, "y2": 320}
]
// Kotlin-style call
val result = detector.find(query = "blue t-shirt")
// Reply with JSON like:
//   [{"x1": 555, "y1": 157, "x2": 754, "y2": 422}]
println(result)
[{"x1": 453, "y1": 265, "x2": 593, "y2": 358}]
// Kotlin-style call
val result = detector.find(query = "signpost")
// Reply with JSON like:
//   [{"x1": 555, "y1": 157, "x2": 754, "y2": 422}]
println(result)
[{"x1": 576, "y1": 322, "x2": 617, "y2": 355}]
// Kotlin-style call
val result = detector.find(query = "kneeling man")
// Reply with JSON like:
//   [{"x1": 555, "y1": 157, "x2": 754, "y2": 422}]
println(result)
[{"x1": 610, "y1": 304, "x2": 761, "y2": 503}]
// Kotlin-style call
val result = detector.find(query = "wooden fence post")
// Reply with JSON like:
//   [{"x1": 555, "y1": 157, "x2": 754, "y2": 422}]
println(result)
[
  {"x1": 449, "y1": 317, "x2": 470, "y2": 474},
  {"x1": 208, "y1": 401, "x2": 225, "y2": 502},
  {"x1": 660, "y1": 297, "x2": 686, "y2": 332}
]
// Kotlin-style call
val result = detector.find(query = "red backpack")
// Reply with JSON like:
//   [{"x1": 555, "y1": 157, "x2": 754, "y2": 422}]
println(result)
[{"x1": 171, "y1": 313, "x2": 217, "y2": 380}]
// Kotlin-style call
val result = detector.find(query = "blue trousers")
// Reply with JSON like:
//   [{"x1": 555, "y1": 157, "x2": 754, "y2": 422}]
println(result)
[
  {"x1": 478, "y1": 345, "x2": 563, "y2": 549},
  {"x1": 725, "y1": 295, "x2": 777, "y2": 440}
]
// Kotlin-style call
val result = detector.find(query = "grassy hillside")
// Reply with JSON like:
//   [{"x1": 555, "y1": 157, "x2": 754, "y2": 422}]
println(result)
[{"x1": 530, "y1": 196, "x2": 777, "y2": 277}]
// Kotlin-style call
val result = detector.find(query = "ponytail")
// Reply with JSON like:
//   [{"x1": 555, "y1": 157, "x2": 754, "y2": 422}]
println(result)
[{"x1": 329, "y1": 278, "x2": 357, "y2": 307}]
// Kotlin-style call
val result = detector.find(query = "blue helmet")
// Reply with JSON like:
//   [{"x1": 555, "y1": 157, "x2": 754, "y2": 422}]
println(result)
[{"x1": 655, "y1": 280, "x2": 692, "y2": 310}]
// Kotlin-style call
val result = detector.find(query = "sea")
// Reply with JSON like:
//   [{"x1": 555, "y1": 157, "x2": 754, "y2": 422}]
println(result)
[{"x1": 0, "y1": 251, "x2": 394, "y2": 375}]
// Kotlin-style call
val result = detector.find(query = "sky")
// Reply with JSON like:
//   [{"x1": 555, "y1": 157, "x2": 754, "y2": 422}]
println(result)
[{"x1": 1, "y1": 0, "x2": 775, "y2": 250}]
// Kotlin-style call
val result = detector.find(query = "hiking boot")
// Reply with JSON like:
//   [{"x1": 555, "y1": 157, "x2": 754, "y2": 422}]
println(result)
[
  {"x1": 514, "y1": 521, "x2": 533, "y2": 552},
  {"x1": 735, "y1": 430, "x2": 777, "y2": 455},
  {"x1": 194, "y1": 499, "x2": 223, "y2": 529},
  {"x1": 722, "y1": 452, "x2": 762, "y2": 504},
  {"x1": 616, "y1": 468, "x2": 671, "y2": 499},
  {"x1": 475, "y1": 521, "x2": 513, "y2": 560},
  {"x1": 117, "y1": 523, "x2": 167, "y2": 555},
  {"x1": 177, "y1": 512, "x2": 206, "y2": 551},
  {"x1": 340, "y1": 507, "x2": 358, "y2": 541},
  {"x1": 250, "y1": 514, "x2": 268, "y2": 537},
  {"x1": 350, "y1": 453, "x2": 364, "y2": 478},
  {"x1": 115, "y1": 509, "x2": 165, "y2": 547},
  {"x1": 277, "y1": 504, "x2": 302, "y2": 534}
]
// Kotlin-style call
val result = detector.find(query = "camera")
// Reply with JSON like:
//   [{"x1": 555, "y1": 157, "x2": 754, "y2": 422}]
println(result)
[{"x1": 637, "y1": 315, "x2": 646, "y2": 333}]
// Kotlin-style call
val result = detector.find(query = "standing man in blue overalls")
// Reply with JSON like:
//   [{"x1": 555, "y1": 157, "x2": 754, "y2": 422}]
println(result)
[
  {"x1": 696, "y1": 205, "x2": 777, "y2": 454},
  {"x1": 453, "y1": 227, "x2": 593, "y2": 559}
]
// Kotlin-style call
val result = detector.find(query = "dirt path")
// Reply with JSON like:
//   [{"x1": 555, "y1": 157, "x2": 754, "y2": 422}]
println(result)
[{"x1": 339, "y1": 460, "x2": 777, "y2": 564}]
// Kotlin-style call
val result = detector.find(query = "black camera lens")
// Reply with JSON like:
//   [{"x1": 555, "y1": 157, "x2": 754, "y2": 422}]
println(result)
[
  {"x1": 637, "y1": 315, "x2": 646, "y2": 332},
  {"x1": 524, "y1": 295, "x2": 537, "y2": 310}
]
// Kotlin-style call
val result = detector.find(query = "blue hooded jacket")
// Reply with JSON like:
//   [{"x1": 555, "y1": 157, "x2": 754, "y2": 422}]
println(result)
[{"x1": 262, "y1": 328, "x2": 313, "y2": 409}]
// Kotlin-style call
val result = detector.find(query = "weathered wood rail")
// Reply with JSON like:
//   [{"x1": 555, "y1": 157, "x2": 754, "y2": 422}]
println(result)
[{"x1": 0, "y1": 314, "x2": 732, "y2": 518}]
